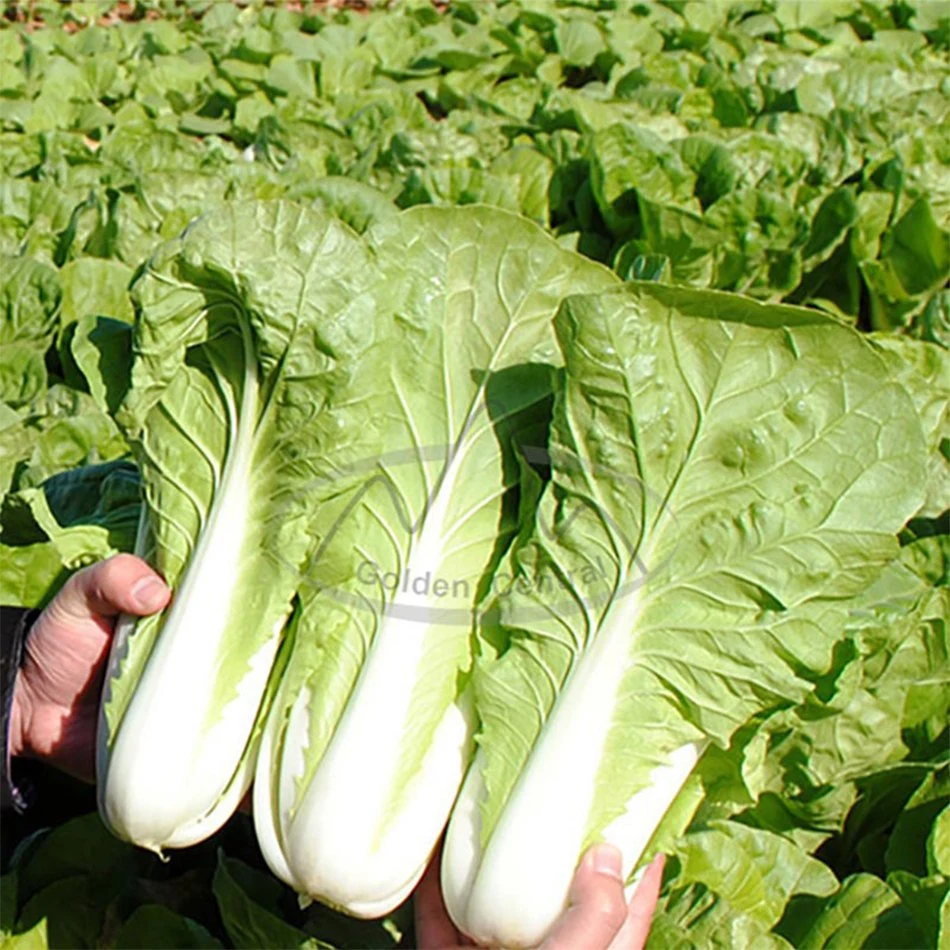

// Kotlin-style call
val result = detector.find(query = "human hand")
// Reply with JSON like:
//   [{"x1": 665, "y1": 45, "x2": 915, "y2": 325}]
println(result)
[
  {"x1": 9, "y1": 553, "x2": 170, "y2": 781},
  {"x1": 415, "y1": 844, "x2": 665, "y2": 950}
]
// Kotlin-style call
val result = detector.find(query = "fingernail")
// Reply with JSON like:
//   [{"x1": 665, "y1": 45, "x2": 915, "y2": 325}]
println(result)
[
  {"x1": 131, "y1": 576, "x2": 166, "y2": 611},
  {"x1": 591, "y1": 844, "x2": 624, "y2": 881}
]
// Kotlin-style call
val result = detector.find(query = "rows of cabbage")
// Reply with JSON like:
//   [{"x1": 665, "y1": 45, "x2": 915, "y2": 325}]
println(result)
[{"x1": 1, "y1": 0, "x2": 947, "y2": 339}]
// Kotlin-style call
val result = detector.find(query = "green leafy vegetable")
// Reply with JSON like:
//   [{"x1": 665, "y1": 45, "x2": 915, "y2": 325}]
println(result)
[
  {"x1": 1, "y1": 2, "x2": 947, "y2": 948},
  {"x1": 443, "y1": 283, "x2": 929, "y2": 946},
  {"x1": 253, "y1": 205, "x2": 617, "y2": 916},
  {"x1": 98, "y1": 201, "x2": 377, "y2": 853}
]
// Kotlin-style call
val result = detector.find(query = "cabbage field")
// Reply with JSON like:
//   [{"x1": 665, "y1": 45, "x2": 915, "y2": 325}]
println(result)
[{"x1": 0, "y1": 1, "x2": 948, "y2": 948}]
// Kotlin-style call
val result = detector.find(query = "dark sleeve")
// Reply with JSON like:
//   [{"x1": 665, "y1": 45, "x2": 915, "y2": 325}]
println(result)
[{"x1": 1, "y1": 606, "x2": 39, "y2": 812}]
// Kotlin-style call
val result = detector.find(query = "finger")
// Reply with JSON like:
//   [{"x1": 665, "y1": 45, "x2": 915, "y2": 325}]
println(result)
[
  {"x1": 609, "y1": 854, "x2": 665, "y2": 950},
  {"x1": 52, "y1": 553, "x2": 170, "y2": 623},
  {"x1": 542, "y1": 844, "x2": 626, "y2": 950},
  {"x1": 415, "y1": 847, "x2": 466, "y2": 949}
]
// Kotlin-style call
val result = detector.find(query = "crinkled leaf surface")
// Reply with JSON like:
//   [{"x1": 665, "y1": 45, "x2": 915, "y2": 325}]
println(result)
[
  {"x1": 475, "y1": 281, "x2": 928, "y2": 851},
  {"x1": 781, "y1": 873, "x2": 927, "y2": 949},
  {"x1": 677, "y1": 821, "x2": 838, "y2": 930},
  {"x1": 97, "y1": 202, "x2": 384, "y2": 851},
  {"x1": 263, "y1": 205, "x2": 617, "y2": 848},
  {"x1": 102, "y1": 200, "x2": 377, "y2": 737}
]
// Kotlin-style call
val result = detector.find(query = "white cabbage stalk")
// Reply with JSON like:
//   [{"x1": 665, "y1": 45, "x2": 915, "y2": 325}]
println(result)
[
  {"x1": 253, "y1": 461, "x2": 477, "y2": 915},
  {"x1": 443, "y1": 743, "x2": 699, "y2": 946},
  {"x1": 97, "y1": 336, "x2": 283, "y2": 852},
  {"x1": 255, "y1": 673, "x2": 473, "y2": 916},
  {"x1": 441, "y1": 593, "x2": 701, "y2": 948}
]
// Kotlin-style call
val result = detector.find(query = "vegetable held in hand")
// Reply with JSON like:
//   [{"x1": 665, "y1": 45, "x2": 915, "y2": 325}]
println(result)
[
  {"x1": 252, "y1": 206, "x2": 618, "y2": 916},
  {"x1": 96, "y1": 203, "x2": 377, "y2": 851},
  {"x1": 92, "y1": 200, "x2": 931, "y2": 948},
  {"x1": 442, "y1": 284, "x2": 928, "y2": 946}
]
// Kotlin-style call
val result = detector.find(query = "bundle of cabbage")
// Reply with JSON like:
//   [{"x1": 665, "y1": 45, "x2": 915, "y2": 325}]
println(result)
[{"x1": 98, "y1": 201, "x2": 928, "y2": 948}]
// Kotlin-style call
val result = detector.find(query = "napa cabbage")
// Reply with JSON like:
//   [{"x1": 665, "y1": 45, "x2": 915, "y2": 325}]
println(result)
[
  {"x1": 442, "y1": 283, "x2": 929, "y2": 946},
  {"x1": 252, "y1": 205, "x2": 618, "y2": 915},
  {"x1": 97, "y1": 202, "x2": 379, "y2": 850}
]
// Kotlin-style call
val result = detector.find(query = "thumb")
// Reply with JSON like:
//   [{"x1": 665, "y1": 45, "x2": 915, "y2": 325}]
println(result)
[
  {"x1": 542, "y1": 844, "x2": 627, "y2": 950},
  {"x1": 50, "y1": 553, "x2": 170, "y2": 624}
]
